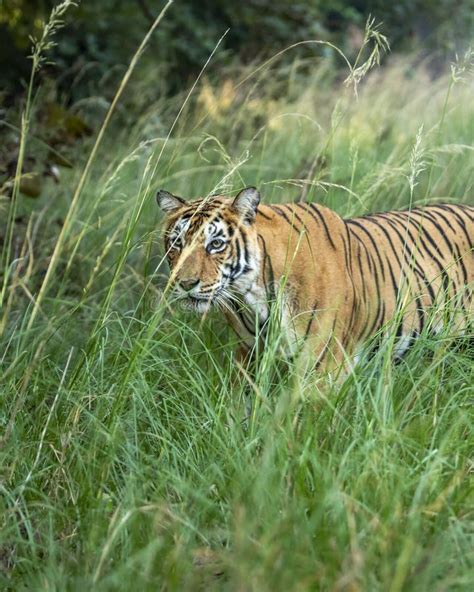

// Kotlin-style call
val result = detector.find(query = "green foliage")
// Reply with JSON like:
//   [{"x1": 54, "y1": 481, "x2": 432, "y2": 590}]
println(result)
[
  {"x1": 1, "y1": 16, "x2": 473, "y2": 585},
  {"x1": 1, "y1": 0, "x2": 472, "y2": 101}
]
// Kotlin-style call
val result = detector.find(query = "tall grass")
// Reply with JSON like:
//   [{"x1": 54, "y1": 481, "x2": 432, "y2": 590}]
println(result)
[
  {"x1": 0, "y1": 0, "x2": 78, "y2": 317},
  {"x1": 0, "y1": 15, "x2": 473, "y2": 591}
]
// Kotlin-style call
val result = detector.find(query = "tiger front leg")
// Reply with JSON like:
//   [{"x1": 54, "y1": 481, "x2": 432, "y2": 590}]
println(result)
[{"x1": 299, "y1": 311, "x2": 352, "y2": 384}]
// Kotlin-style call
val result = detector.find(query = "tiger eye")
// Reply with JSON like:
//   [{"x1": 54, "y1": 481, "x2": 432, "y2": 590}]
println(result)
[{"x1": 209, "y1": 238, "x2": 225, "y2": 251}]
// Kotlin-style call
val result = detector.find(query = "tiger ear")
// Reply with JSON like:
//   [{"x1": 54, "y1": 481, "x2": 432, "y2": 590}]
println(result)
[
  {"x1": 232, "y1": 187, "x2": 260, "y2": 223},
  {"x1": 156, "y1": 190, "x2": 185, "y2": 213}
]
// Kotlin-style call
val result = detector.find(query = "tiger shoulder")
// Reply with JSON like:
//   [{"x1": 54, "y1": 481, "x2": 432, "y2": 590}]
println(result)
[{"x1": 157, "y1": 188, "x2": 474, "y2": 373}]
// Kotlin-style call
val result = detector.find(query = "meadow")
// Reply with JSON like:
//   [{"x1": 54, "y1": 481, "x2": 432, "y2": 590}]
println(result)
[{"x1": 0, "y1": 15, "x2": 473, "y2": 591}]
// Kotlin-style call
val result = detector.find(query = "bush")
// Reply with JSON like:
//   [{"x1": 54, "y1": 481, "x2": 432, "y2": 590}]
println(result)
[{"x1": 1, "y1": 0, "x2": 472, "y2": 101}]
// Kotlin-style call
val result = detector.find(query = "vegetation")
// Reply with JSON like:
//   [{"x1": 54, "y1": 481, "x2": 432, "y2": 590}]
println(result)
[
  {"x1": 0, "y1": 3, "x2": 473, "y2": 590},
  {"x1": 1, "y1": 0, "x2": 472, "y2": 98}
]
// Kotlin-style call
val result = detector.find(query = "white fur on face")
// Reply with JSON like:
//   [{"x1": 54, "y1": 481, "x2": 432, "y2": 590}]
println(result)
[
  {"x1": 170, "y1": 217, "x2": 229, "y2": 249},
  {"x1": 169, "y1": 216, "x2": 191, "y2": 245},
  {"x1": 204, "y1": 219, "x2": 229, "y2": 250},
  {"x1": 167, "y1": 213, "x2": 262, "y2": 318}
]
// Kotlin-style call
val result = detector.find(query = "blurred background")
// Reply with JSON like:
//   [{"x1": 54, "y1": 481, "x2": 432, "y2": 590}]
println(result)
[
  {"x1": 1, "y1": 0, "x2": 472, "y2": 203},
  {"x1": 1, "y1": 0, "x2": 472, "y2": 102}
]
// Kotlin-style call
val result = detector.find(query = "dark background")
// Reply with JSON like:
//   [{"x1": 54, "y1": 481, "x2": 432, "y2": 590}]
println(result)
[
  {"x1": 1, "y1": 0, "x2": 472, "y2": 104},
  {"x1": 1, "y1": 1, "x2": 471, "y2": 200}
]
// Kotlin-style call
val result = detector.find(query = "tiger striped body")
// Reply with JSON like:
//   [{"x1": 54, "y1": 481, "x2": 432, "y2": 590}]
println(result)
[{"x1": 157, "y1": 187, "x2": 474, "y2": 373}]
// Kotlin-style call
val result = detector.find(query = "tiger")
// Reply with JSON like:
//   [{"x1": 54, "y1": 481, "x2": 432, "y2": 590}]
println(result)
[{"x1": 156, "y1": 186, "x2": 474, "y2": 374}]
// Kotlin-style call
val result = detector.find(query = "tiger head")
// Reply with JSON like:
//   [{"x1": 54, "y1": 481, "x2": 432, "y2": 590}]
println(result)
[{"x1": 157, "y1": 187, "x2": 262, "y2": 312}]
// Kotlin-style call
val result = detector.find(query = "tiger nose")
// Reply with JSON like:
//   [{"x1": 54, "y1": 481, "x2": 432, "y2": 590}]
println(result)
[{"x1": 179, "y1": 278, "x2": 199, "y2": 292}]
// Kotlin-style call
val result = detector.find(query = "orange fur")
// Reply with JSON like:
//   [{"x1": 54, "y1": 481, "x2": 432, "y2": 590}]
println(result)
[{"x1": 157, "y1": 188, "x2": 474, "y2": 373}]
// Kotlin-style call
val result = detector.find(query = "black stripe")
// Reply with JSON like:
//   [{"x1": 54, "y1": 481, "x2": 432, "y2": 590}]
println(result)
[
  {"x1": 241, "y1": 229, "x2": 250, "y2": 268},
  {"x1": 391, "y1": 212, "x2": 450, "y2": 283},
  {"x1": 346, "y1": 219, "x2": 387, "y2": 281},
  {"x1": 258, "y1": 234, "x2": 275, "y2": 303},
  {"x1": 410, "y1": 208, "x2": 465, "y2": 287},
  {"x1": 385, "y1": 254, "x2": 400, "y2": 306},
  {"x1": 422, "y1": 206, "x2": 456, "y2": 234},
  {"x1": 348, "y1": 228, "x2": 370, "y2": 332},
  {"x1": 364, "y1": 216, "x2": 404, "y2": 270},
  {"x1": 340, "y1": 223, "x2": 358, "y2": 342},
  {"x1": 365, "y1": 214, "x2": 427, "y2": 333},
  {"x1": 376, "y1": 213, "x2": 437, "y2": 304},
  {"x1": 229, "y1": 239, "x2": 242, "y2": 281},
  {"x1": 433, "y1": 205, "x2": 472, "y2": 247},
  {"x1": 378, "y1": 217, "x2": 427, "y2": 333},
  {"x1": 304, "y1": 300, "x2": 319, "y2": 340},
  {"x1": 356, "y1": 239, "x2": 384, "y2": 338},
  {"x1": 415, "y1": 294, "x2": 425, "y2": 334},
  {"x1": 399, "y1": 211, "x2": 448, "y2": 263},
  {"x1": 270, "y1": 205, "x2": 305, "y2": 235},
  {"x1": 305, "y1": 203, "x2": 337, "y2": 250},
  {"x1": 237, "y1": 310, "x2": 255, "y2": 334},
  {"x1": 282, "y1": 204, "x2": 306, "y2": 228},
  {"x1": 455, "y1": 203, "x2": 474, "y2": 223},
  {"x1": 257, "y1": 208, "x2": 272, "y2": 221}
]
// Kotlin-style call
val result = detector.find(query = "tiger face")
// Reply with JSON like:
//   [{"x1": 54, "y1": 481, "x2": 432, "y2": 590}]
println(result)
[{"x1": 157, "y1": 187, "x2": 262, "y2": 313}]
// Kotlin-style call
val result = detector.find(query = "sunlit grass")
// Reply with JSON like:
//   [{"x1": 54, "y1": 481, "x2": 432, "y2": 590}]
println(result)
[{"x1": 0, "y1": 20, "x2": 473, "y2": 591}]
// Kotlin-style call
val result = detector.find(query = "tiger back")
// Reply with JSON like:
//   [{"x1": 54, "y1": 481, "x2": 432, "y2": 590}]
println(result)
[{"x1": 157, "y1": 187, "x2": 474, "y2": 372}]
